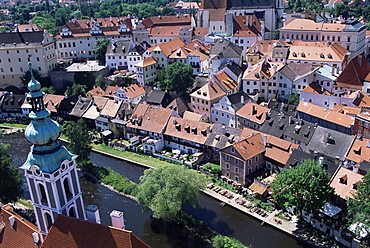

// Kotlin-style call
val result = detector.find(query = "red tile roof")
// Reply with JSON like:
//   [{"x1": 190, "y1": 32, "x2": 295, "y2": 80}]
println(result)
[
  {"x1": 41, "y1": 215, "x2": 149, "y2": 248},
  {"x1": 236, "y1": 102, "x2": 270, "y2": 125},
  {"x1": 336, "y1": 53, "x2": 370, "y2": 89},
  {"x1": 127, "y1": 104, "x2": 173, "y2": 134},
  {"x1": 142, "y1": 14, "x2": 192, "y2": 28},
  {"x1": 0, "y1": 204, "x2": 40, "y2": 247},
  {"x1": 329, "y1": 167, "x2": 363, "y2": 200},
  {"x1": 231, "y1": 134, "x2": 265, "y2": 161}
]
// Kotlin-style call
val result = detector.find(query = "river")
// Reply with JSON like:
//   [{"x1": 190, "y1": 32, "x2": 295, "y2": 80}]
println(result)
[{"x1": 3, "y1": 132, "x2": 303, "y2": 248}]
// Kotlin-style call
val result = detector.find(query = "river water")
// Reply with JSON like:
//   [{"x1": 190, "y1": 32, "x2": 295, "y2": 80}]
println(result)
[{"x1": 3, "y1": 132, "x2": 303, "y2": 248}]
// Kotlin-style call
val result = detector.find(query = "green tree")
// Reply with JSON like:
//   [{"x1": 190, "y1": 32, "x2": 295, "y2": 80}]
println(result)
[
  {"x1": 287, "y1": 93, "x2": 300, "y2": 105},
  {"x1": 62, "y1": 119, "x2": 92, "y2": 162},
  {"x1": 64, "y1": 84, "x2": 87, "y2": 96},
  {"x1": 74, "y1": 71, "x2": 95, "y2": 90},
  {"x1": 95, "y1": 74, "x2": 106, "y2": 89},
  {"x1": 348, "y1": 172, "x2": 370, "y2": 229},
  {"x1": 92, "y1": 38, "x2": 110, "y2": 65},
  {"x1": 20, "y1": 68, "x2": 51, "y2": 90},
  {"x1": 212, "y1": 235, "x2": 247, "y2": 248},
  {"x1": 41, "y1": 86, "x2": 56, "y2": 94},
  {"x1": 270, "y1": 159, "x2": 333, "y2": 216},
  {"x1": 0, "y1": 132, "x2": 23, "y2": 203},
  {"x1": 137, "y1": 164, "x2": 206, "y2": 221},
  {"x1": 161, "y1": 6, "x2": 175, "y2": 16},
  {"x1": 157, "y1": 62, "x2": 194, "y2": 95}
]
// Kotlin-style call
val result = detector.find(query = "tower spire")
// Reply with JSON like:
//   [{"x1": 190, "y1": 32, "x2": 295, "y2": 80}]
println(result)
[{"x1": 21, "y1": 66, "x2": 86, "y2": 241}]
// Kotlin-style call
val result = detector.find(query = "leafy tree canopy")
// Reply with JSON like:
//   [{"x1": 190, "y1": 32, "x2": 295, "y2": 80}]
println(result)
[
  {"x1": 62, "y1": 119, "x2": 92, "y2": 162},
  {"x1": 288, "y1": 93, "x2": 300, "y2": 105},
  {"x1": 212, "y1": 235, "x2": 247, "y2": 248},
  {"x1": 64, "y1": 84, "x2": 87, "y2": 96},
  {"x1": 0, "y1": 132, "x2": 23, "y2": 203},
  {"x1": 137, "y1": 164, "x2": 206, "y2": 221},
  {"x1": 157, "y1": 62, "x2": 194, "y2": 95},
  {"x1": 92, "y1": 38, "x2": 110, "y2": 65},
  {"x1": 270, "y1": 159, "x2": 333, "y2": 216},
  {"x1": 41, "y1": 86, "x2": 56, "y2": 94},
  {"x1": 348, "y1": 172, "x2": 370, "y2": 229},
  {"x1": 74, "y1": 71, "x2": 95, "y2": 90},
  {"x1": 20, "y1": 69, "x2": 52, "y2": 90}
]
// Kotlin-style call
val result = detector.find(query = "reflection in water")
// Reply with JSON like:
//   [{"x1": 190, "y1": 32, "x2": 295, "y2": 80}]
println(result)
[{"x1": 4, "y1": 132, "x2": 302, "y2": 248}]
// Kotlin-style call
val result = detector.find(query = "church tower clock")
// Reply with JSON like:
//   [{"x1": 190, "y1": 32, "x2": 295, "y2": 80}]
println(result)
[{"x1": 20, "y1": 64, "x2": 85, "y2": 240}]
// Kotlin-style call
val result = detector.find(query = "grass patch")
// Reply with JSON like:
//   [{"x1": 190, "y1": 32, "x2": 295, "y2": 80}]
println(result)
[
  {"x1": 0, "y1": 123, "x2": 28, "y2": 129},
  {"x1": 92, "y1": 144, "x2": 175, "y2": 168},
  {"x1": 18, "y1": 198, "x2": 34, "y2": 210},
  {"x1": 202, "y1": 162, "x2": 220, "y2": 174},
  {"x1": 82, "y1": 161, "x2": 139, "y2": 196}
]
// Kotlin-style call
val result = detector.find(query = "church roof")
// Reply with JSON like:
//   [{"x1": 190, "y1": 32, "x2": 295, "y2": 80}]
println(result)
[{"x1": 41, "y1": 215, "x2": 149, "y2": 248}]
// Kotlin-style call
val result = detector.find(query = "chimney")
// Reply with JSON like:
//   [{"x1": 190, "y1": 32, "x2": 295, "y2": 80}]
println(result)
[
  {"x1": 241, "y1": 95, "x2": 245, "y2": 104},
  {"x1": 32, "y1": 232, "x2": 39, "y2": 245},
  {"x1": 289, "y1": 116, "x2": 292, "y2": 124},
  {"x1": 222, "y1": 125, "x2": 226, "y2": 134},
  {"x1": 30, "y1": 23, "x2": 33, "y2": 31},
  {"x1": 262, "y1": 135, "x2": 267, "y2": 147},
  {"x1": 86, "y1": 205, "x2": 101, "y2": 224},
  {"x1": 250, "y1": 105, "x2": 255, "y2": 115},
  {"x1": 319, "y1": 157, "x2": 324, "y2": 165},
  {"x1": 8, "y1": 216, "x2": 15, "y2": 228},
  {"x1": 332, "y1": 66, "x2": 335, "y2": 75},
  {"x1": 249, "y1": 16, "x2": 253, "y2": 26},
  {"x1": 110, "y1": 210, "x2": 125, "y2": 230},
  {"x1": 289, "y1": 146, "x2": 293, "y2": 154},
  {"x1": 206, "y1": 126, "x2": 211, "y2": 134}
]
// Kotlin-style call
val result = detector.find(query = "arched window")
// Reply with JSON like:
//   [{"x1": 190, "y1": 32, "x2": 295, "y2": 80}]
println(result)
[
  {"x1": 63, "y1": 178, "x2": 73, "y2": 201},
  {"x1": 44, "y1": 213, "x2": 53, "y2": 230},
  {"x1": 69, "y1": 207, "x2": 76, "y2": 218},
  {"x1": 39, "y1": 184, "x2": 48, "y2": 205}
]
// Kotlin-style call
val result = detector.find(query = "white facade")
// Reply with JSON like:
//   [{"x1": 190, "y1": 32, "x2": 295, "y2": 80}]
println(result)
[
  {"x1": 211, "y1": 96, "x2": 239, "y2": 127},
  {"x1": 0, "y1": 32, "x2": 57, "y2": 86}
]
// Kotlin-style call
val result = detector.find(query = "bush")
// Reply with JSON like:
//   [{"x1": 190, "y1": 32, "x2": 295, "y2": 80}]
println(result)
[{"x1": 212, "y1": 235, "x2": 247, "y2": 248}]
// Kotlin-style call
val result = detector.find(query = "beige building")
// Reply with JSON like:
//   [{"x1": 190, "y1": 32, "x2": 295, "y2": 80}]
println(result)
[{"x1": 0, "y1": 24, "x2": 56, "y2": 86}]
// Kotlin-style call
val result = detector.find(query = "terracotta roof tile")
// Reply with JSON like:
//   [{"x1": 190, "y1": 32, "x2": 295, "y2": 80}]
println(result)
[
  {"x1": 44, "y1": 94, "x2": 65, "y2": 113},
  {"x1": 142, "y1": 15, "x2": 192, "y2": 28},
  {"x1": 236, "y1": 102, "x2": 270, "y2": 125},
  {"x1": 329, "y1": 167, "x2": 363, "y2": 199},
  {"x1": 190, "y1": 81, "x2": 226, "y2": 100},
  {"x1": 149, "y1": 25, "x2": 191, "y2": 37},
  {"x1": 301, "y1": 82, "x2": 333, "y2": 95},
  {"x1": 41, "y1": 215, "x2": 149, "y2": 248},
  {"x1": 88, "y1": 86, "x2": 105, "y2": 97},
  {"x1": 233, "y1": 15, "x2": 261, "y2": 37},
  {"x1": 164, "y1": 116, "x2": 214, "y2": 145},
  {"x1": 135, "y1": 57, "x2": 157, "y2": 67},
  {"x1": 345, "y1": 138, "x2": 370, "y2": 164},
  {"x1": 104, "y1": 86, "x2": 122, "y2": 98},
  {"x1": 82, "y1": 96, "x2": 108, "y2": 120},
  {"x1": 150, "y1": 38, "x2": 185, "y2": 57},
  {"x1": 333, "y1": 105, "x2": 360, "y2": 116},
  {"x1": 127, "y1": 104, "x2": 173, "y2": 133},
  {"x1": 297, "y1": 101, "x2": 354, "y2": 128},
  {"x1": 122, "y1": 84, "x2": 146, "y2": 99},
  {"x1": 336, "y1": 53, "x2": 370, "y2": 89},
  {"x1": 100, "y1": 99, "x2": 122, "y2": 118},
  {"x1": 0, "y1": 204, "x2": 41, "y2": 247},
  {"x1": 232, "y1": 134, "x2": 265, "y2": 161},
  {"x1": 281, "y1": 19, "x2": 345, "y2": 32},
  {"x1": 215, "y1": 71, "x2": 238, "y2": 90}
]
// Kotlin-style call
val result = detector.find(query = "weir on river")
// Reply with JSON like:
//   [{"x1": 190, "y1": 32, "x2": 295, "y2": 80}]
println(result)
[{"x1": 4, "y1": 132, "x2": 302, "y2": 248}]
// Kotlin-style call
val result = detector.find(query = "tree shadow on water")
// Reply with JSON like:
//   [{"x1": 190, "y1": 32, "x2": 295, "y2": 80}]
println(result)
[{"x1": 183, "y1": 204, "x2": 234, "y2": 237}]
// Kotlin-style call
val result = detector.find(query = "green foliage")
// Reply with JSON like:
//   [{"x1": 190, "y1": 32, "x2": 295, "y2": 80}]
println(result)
[
  {"x1": 212, "y1": 235, "x2": 247, "y2": 248},
  {"x1": 0, "y1": 132, "x2": 23, "y2": 203},
  {"x1": 270, "y1": 159, "x2": 333, "y2": 216},
  {"x1": 273, "y1": 29, "x2": 280, "y2": 40},
  {"x1": 95, "y1": 74, "x2": 106, "y2": 89},
  {"x1": 92, "y1": 38, "x2": 110, "y2": 65},
  {"x1": 21, "y1": 69, "x2": 51, "y2": 90},
  {"x1": 203, "y1": 162, "x2": 221, "y2": 174},
  {"x1": 41, "y1": 86, "x2": 56, "y2": 94},
  {"x1": 288, "y1": 93, "x2": 300, "y2": 105},
  {"x1": 137, "y1": 164, "x2": 206, "y2": 221},
  {"x1": 80, "y1": 161, "x2": 139, "y2": 196},
  {"x1": 74, "y1": 71, "x2": 95, "y2": 90},
  {"x1": 64, "y1": 84, "x2": 87, "y2": 96},
  {"x1": 62, "y1": 119, "x2": 92, "y2": 162},
  {"x1": 0, "y1": 26, "x2": 11, "y2": 33},
  {"x1": 157, "y1": 62, "x2": 194, "y2": 96},
  {"x1": 348, "y1": 172, "x2": 370, "y2": 229}
]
